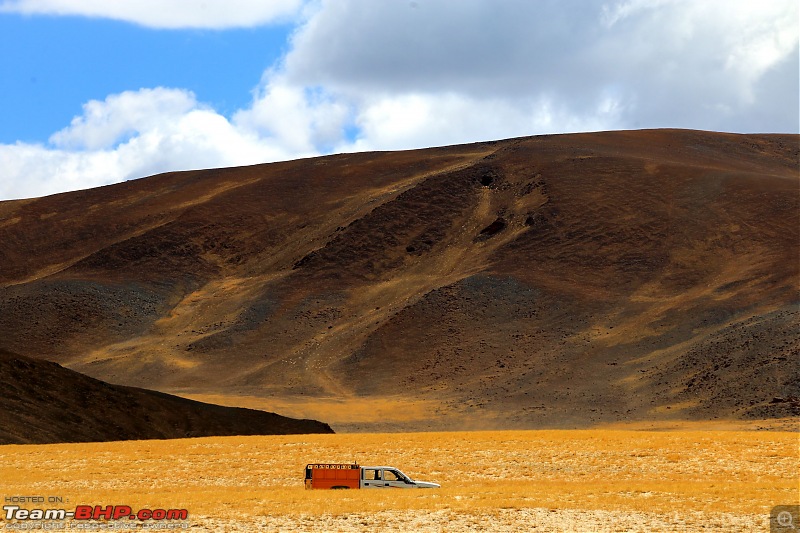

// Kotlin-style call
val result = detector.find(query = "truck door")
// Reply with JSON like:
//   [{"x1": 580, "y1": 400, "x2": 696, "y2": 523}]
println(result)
[
  {"x1": 383, "y1": 469, "x2": 415, "y2": 488},
  {"x1": 362, "y1": 468, "x2": 383, "y2": 488}
]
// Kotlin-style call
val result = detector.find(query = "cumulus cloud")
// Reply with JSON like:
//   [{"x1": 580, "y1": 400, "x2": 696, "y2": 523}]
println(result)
[
  {"x1": 49, "y1": 89, "x2": 198, "y2": 151},
  {"x1": 0, "y1": 0, "x2": 797, "y2": 200},
  {"x1": 345, "y1": 92, "x2": 626, "y2": 153},
  {"x1": 233, "y1": 74, "x2": 351, "y2": 154},
  {"x1": 0, "y1": 87, "x2": 320, "y2": 200},
  {"x1": 282, "y1": 0, "x2": 799, "y2": 143},
  {"x1": 0, "y1": 0, "x2": 302, "y2": 29}
]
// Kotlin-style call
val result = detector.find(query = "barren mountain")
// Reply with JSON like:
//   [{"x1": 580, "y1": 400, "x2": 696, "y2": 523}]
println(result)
[
  {"x1": 1, "y1": 129, "x2": 797, "y2": 431},
  {"x1": 0, "y1": 349, "x2": 332, "y2": 444}
]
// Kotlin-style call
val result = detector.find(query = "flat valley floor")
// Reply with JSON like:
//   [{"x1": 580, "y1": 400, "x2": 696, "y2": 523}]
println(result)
[{"x1": 1, "y1": 429, "x2": 797, "y2": 532}]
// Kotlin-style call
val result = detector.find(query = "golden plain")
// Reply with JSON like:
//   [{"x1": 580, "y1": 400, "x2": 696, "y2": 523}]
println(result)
[{"x1": 1, "y1": 429, "x2": 797, "y2": 532}]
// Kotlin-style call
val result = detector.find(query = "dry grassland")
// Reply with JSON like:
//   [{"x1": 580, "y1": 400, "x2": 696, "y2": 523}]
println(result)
[{"x1": 1, "y1": 430, "x2": 797, "y2": 532}]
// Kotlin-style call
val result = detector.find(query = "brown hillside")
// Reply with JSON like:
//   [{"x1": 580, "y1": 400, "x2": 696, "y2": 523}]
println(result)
[
  {"x1": 0, "y1": 129, "x2": 797, "y2": 431},
  {"x1": 0, "y1": 349, "x2": 332, "y2": 444}
]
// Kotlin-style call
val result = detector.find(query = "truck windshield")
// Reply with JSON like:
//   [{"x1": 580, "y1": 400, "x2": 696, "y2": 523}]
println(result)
[{"x1": 388, "y1": 470, "x2": 413, "y2": 483}]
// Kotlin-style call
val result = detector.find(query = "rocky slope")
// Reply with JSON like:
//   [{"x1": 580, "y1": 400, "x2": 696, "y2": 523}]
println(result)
[
  {"x1": 0, "y1": 129, "x2": 797, "y2": 431},
  {"x1": 0, "y1": 349, "x2": 333, "y2": 444}
]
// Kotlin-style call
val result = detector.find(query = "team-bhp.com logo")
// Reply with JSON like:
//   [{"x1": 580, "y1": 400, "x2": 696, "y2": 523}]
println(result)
[{"x1": 4, "y1": 505, "x2": 188, "y2": 529}]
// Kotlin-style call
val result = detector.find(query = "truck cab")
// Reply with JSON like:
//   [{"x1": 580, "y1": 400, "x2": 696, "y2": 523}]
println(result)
[{"x1": 360, "y1": 466, "x2": 440, "y2": 488}]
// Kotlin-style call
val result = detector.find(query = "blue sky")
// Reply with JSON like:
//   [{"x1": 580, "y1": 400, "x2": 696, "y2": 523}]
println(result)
[
  {"x1": 0, "y1": 16, "x2": 292, "y2": 143},
  {"x1": 0, "y1": 0, "x2": 797, "y2": 200}
]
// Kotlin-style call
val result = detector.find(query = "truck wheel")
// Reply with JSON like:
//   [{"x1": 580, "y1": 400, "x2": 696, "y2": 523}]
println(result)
[{"x1": 330, "y1": 486, "x2": 350, "y2": 490}]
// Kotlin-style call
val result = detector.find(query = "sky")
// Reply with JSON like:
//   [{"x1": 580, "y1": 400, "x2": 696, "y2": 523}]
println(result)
[{"x1": 0, "y1": 0, "x2": 797, "y2": 201}]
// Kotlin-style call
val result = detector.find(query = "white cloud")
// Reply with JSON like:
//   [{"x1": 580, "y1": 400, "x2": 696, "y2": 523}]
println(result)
[
  {"x1": 0, "y1": 142, "x2": 122, "y2": 200},
  {"x1": 0, "y1": 0, "x2": 302, "y2": 29},
  {"x1": 233, "y1": 74, "x2": 350, "y2": 154},
  {"x1": 343, "y1": 92, "x2": 626, "y2": 153},
  {"x1": 284, "y1": 0, "x2": 799, "y2": 134},
  {"x1": 0, "y1": 87, "x2": 319, "y2": 200},
  {"x1": 0, "y1": 0, "x2": 797, "y2": 200},
  {"x1": 590, "y1": 0, "x2": 800, "y2": 121},
  {"x1": 50, "y1": 88, "x2": 197, "y2": 150}
]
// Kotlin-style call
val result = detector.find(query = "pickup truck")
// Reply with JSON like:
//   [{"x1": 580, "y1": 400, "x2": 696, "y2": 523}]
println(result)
[{"x1": 304, "y1": 463, "x2": 440, "y2": 489}]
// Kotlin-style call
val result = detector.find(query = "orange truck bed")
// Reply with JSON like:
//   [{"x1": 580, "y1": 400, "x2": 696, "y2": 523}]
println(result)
[{"x1": 305, "y1": 463, "x2": 360, "y2": 489}]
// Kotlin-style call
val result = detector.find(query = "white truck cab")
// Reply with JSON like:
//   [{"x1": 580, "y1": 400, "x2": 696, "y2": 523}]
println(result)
[{"x1": 360, "y1": 466, "x2": 440, "y2": 489}]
